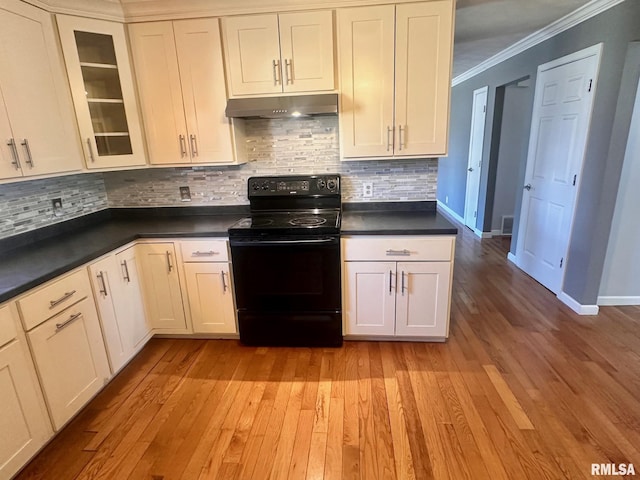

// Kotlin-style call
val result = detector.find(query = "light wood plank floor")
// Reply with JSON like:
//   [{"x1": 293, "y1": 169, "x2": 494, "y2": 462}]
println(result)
[{"x1": 16, "y1": 226, "x2": 640, "y2": 479}]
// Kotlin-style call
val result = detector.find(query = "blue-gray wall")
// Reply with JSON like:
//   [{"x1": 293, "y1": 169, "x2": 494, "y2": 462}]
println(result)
[{"x1": 438, "y1": 0, "x2": 640, "y2": 304}]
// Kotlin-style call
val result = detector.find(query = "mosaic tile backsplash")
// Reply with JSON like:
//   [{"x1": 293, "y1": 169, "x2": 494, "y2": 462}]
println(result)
[
  {"x1": 104, "y1": 116, "x2": 438, "y2": 206},
  {"x1": 0, "y1": 116, "x2": 438, "y2": 240},
  {"x1": 0, "y1": 174, "x2": 108, "y2": 241}
]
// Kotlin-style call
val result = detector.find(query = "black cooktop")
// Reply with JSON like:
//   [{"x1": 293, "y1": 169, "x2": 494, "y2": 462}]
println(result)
[{"x1": 228, "y1": 210, "x2": 340, "y2": 237}]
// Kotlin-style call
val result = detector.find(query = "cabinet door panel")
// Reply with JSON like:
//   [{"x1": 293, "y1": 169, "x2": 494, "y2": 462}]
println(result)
[
  {"x1": 89, "y1": 256, "x2": 129, "y2": 373},
  {"x1": 137, "y1": 243, "x2": 187, "y2": 332},
  {"x1": 174, "y1": 18, "x2": 234, "y2": 164},
  {"x1": 0, "y1": 89, "x2": 23, "y2": 179},
  {"x1": 338, "y1": 5, "x2": 395, "y2": 158},
  {"x1": 57, "y1": 15, "x2": 146, "y2": 169},
  {"x1": 395, "y1": 262, "x2": 451, "y2": 337},
  {"x1": 27, "y1": 297, "x2": 110, "y2": 430},
  {"x1": 184, "y1": 263, "x2": 236, "y2": 334},
  {"x1": 115, "y1": 246, "x2": 150, "y2": 351},
  {"x1": 343, "y1": 261, "x2": 396, "y2": 335},
  {"x1": 279, "y1": 11, "x2": 334, "y2": 93},
  {"x1": 395, "y1": 1, "x2": 453, "y2": 156},
  {"x1": 0, "y1": 0, "x2": 81, "y2": 176},
  {"x1": 128, "y1": 22, "x2": 187, "y2": 165},
  {"x1": 223, "y1": 14, "x2": 282, "y2": 96}
]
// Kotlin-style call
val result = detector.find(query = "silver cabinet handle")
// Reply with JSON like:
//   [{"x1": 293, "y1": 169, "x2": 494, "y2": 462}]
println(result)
[
  {"x1": 273, "y1": 59, "x2": 281, "y2": 85},
  {"x1": 166, "y1": 251, "x2": 173, "y2": 273},
  {"x1": 86, "y1": 138, "x2": 96, "y2": 162},
  {"x1": 21, "y1": 139, "x2": 34, "y2": 167},
  {"x1": 387, "y1": 126, "x2": 393, "y2": 152},
  {"x1": 179, "y1": 135, "x2": 187, "y2": 158},
  {"x1": 221, "y1": 271, "x2": 228, "y2": 292},
  {"x1": 121, "y1": 260, "x2": 131, "y2": 282},
  {"x1": 7, "y1": 138, "x2": 20, "y2": 169},
  {"x1": 191, "y1": 250, "x2": 218, "y2": 257},
  {"x1": 97, "y1": 271, "x2": 108, "y2": 296},
  {"x1": 49, "y1": 290, "x2": 77, "y2": 309},
  {"x1": 401, "y1": 271, "x2": 406, "y2": 296},
  {"x1": 189, "y1": 134, "x2": 198, "y2": 157},
  {"x1": 389, "y1": 270, "x2": 393, "y2": 294},
  {"x1": 56, "y1": 312, "x2": 82, "y2": 331},
  {"x1": 284, "y1": 59, "x2": 293, "y2": 85},
  {"x1": 386, "y1": 249, "x2": 411, "y2": 256},
  {"x1": 398, "y1": 125, "x2": 405, "y2": 151},
  {"x1": 524, "y1": 184, "x2": 532, "y2": 191}
]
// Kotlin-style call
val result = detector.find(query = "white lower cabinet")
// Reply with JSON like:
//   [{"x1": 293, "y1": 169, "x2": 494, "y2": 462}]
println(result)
[
  {"x1": 137, "y1": 242, "x2": 187, "y2": 333},
  {"x1": 0, "y1": 304, "x2": 52, "y2": 479},
  {"x1": 181, "y1": 239, "x2": 236, "y2": 334},
  {"x1": 88, "y1": 245, "x2": 151, "y2": 374},
  {"x1": 342, "y1": 236, "x2": 455, "y2": 339},
  {"x1": 27, "y1": 296, "x2": 110, "y2": 430}
]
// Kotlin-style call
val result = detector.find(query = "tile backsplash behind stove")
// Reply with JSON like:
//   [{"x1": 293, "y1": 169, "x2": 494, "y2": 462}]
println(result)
[
  {"x1": 0, "y1": 116, "x2": 438, "y2": 240},
  {"x1": 103, "y1": 116, "x2": 438, "y2": 206}
]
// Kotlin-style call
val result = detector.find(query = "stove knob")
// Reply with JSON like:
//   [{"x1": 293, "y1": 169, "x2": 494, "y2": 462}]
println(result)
[
  {"x1": 252, "y1": 183, "x2": 260, "y2": 191},
  {"x1": 317, "y1": 179, "x2": 326, "y2": 189},
  {"x1": 327, "y1": 178, "x2": 337, "y2": 191},
  {"x1": 262, "y1": 184, "x2": 269, "y2": 190}
]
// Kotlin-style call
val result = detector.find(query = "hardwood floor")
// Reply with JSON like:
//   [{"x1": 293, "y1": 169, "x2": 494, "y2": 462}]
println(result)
[{"x1": 16, "y1": 227, "x2": 640, "y2": 479}]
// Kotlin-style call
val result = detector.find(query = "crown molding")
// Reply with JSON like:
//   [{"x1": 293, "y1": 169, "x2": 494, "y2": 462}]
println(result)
[
  {"x1": 452, "y1": 0, "x2": 626, "y2": 87},
  {"x1": 24, "y1": 0, "x2": 125, "y2": 21}
]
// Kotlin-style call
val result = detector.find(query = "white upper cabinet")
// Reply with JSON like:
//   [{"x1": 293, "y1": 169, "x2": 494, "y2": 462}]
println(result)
[
  {"x1": 0, "y1": 0, "x2": 82, "y2": 179},
  {"x1": 338, "y1": 1, "x2": 453, "y2": 159},
  {"x1": 223, "y1": 10, "x2": 335, "y2": 96},
  {"x1": 129, "y1": 18, "x2": 240, "y2": 166},
  {"x1": 56, "y1": 15, "x2": 147, "y2": 170}
]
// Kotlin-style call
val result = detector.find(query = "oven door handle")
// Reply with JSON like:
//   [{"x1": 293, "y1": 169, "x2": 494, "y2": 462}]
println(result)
[{"x1": 231, "y1": 237, "x2": 338, "y2": 247}]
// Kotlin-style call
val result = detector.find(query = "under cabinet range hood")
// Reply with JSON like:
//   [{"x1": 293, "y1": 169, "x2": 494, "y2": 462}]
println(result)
[{"x1": 225, "y1": 93, "x2": 338, "y2": 119}]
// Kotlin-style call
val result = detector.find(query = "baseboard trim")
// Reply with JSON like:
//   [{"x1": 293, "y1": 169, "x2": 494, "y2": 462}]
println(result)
[
  {"x1": 436, "y1": 200, "x2": 464, "y2": 225},
  {"x1": 491, "y1": 229, "x2": 503, "y2": 237},
  {"x1": 557, "y1": 291, "x2": 600, "y2": 315},
  {"x1": 474, "y1": 228, "x2": 493, "y2": 239},
  {"x1": 507, "y1": 252, "x2": 518, "y2": 265},
  {"x1": 597, "y1": 295, "x2": 640, "y2": 306}
]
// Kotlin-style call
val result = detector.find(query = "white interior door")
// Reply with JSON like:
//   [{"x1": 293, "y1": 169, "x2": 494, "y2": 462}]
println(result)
[
  {"x1": 516, "y1": 45, "x2": 601, "y2": 294},
  {"x1": 464, "y1": 86, "x2": 488, "y2": 230}
]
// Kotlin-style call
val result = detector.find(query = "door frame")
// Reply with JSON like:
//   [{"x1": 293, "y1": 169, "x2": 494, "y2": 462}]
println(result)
[
  {"x1": 514, "y1": 43, "x2": 602, "y2": 294},
  {"x1": 464, "y1": 86, "x2": 488, "y2": 233}
]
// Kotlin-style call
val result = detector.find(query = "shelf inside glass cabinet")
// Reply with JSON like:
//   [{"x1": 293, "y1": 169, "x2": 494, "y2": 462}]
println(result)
[{"x1": 74, "y1": 30, "x2": 132, "y2": 156}]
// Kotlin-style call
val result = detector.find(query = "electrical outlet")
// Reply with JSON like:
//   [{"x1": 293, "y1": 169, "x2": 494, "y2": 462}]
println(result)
[
  {"x1": 179, "y1": 186, "x2": 191, "y2": 202},
  {"x1": 52, "y1": 198, "x2": 63, "y2": 216},
  {"x1": 362, "y1": 182, "x2": 373, "y2": 198}
]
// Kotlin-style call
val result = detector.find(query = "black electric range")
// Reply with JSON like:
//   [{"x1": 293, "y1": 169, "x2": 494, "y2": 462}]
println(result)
[{"x1": 228, "y1": 174, "x2": 342, "y2": 347}]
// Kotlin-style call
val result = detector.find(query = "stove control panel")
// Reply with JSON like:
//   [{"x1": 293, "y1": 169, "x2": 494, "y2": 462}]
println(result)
[{"x1": 248, "y1": 175, "x2": 340, "y2": 196}]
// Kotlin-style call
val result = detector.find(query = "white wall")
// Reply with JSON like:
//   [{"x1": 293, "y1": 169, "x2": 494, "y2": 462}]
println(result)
[
  {"x1": 491, "y1": 83, "x2": 530, "y2": 233},
  {"x1": 598, "y1": 78, "x2": 640, "y2": 305}
]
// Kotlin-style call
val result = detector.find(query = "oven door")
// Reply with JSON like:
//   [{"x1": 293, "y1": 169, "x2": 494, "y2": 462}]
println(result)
[{"x1": 230, "y1": 235, "x2": 341, "y2": 313}]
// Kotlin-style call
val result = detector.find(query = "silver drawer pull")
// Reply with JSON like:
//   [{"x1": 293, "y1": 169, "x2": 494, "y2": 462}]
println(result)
[
  {"x1": 389, "y1": 270, "x2": 393, "y2": 294},
  {"x1": 7, "y1": 138, "x2": 20, "y2": 169},
  {"x1": 49, "y1": 290, "x2": 77, "y2": 309},
  {"x1": 56, "y1": 312, "x2": 82, "y2": 331},
  {"x1": 192, "y1": 250, "x2": 218, "y2": 257},
  {"x1": 87, "y1": 138, "x2": 96, "y2": 162},
  {"x1": 121, "y1": 260, "x2": 131, "y2": 282},
  {"x1": 97, "y1": 271, "x2": 108, "y2": 296},
  {"x1": 166, "y1": 251, "x2": 173, "y2": 273},
  {"x1": 401, "y1": 271, "x2": 406, "y2": 296},
  {"x1": 221, "y1": 271, "x2": 228, "y2": 292},
  {"x1": 21, "y1": 138, "x2": 34, "y2": 167},
  {"x1": 386, "y1": 249, "x2": 411, "y2": 256}
]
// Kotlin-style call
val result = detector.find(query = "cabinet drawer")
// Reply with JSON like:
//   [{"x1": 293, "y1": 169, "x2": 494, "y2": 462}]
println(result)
[
  {"x1": 18, "y1": 270, "x2": 91, "y2": 331},
  {"x1": 0, "y1": 304, "x2": 19, "y2": 348},
  {"x1": 180, "y1": 240, "x2": 229, "y2": 262},
  {"x1": 342, "y1": 236, "x2": 454, "y2": 262}
]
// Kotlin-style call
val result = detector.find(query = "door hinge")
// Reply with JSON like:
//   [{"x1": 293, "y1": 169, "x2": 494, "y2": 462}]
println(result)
[
  {"x1": 560, "y1": 257, "x2": 564, "y2": 268},
  {"x1": 573, "y1": 174, "x2": 577, "y2": 186},
  {"x1": 483, "y1": 105, "x2": 486, "y2": 113},
  {"x1": 474, "y1": 211, "x2": 477, "y2": 218},
  {"x1": 588, "y1": 79, "x2": 593, "y2": 92}
]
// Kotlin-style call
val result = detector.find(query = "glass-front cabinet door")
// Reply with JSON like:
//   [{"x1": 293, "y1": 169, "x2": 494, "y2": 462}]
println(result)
[{"x1": 57, "y1": 15, "x2": 146, "y2": 169}]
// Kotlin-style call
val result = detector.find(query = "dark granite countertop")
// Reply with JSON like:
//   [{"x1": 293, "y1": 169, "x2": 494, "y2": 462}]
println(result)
[
  {"x1": 0, "y1": 202, "x2": 457, "y2": 304},
  {"x1": 341, "y1": 202, "x2": 458, "y2": 235}
]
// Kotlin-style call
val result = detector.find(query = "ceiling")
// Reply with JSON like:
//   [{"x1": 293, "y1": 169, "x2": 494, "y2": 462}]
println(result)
[{"x1": 453, "y1": 0, "x2": 592, "y2": 78}]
